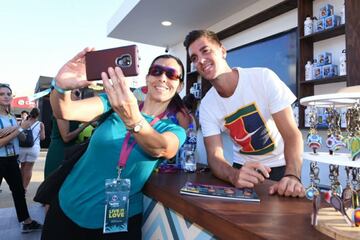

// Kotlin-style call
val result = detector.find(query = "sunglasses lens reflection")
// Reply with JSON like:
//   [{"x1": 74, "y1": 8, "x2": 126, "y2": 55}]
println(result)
[{"x1": 149, "y1": 65, "x2": 179, "y2": 80}]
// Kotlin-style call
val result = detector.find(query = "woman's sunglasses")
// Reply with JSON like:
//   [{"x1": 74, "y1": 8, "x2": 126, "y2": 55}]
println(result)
[{"x1": 148, "y1": 65, "x2": 182, "y2": 81}]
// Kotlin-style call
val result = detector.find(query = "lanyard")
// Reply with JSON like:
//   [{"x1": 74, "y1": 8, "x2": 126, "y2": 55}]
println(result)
[{"x1": 117, "y1": 105, "x2": 167, "y2": 178}]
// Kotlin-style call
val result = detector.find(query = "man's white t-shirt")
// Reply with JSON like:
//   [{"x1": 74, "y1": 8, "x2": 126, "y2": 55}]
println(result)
[{"x1": 199, "y1": 67, "x2": 296, "y2": 167}]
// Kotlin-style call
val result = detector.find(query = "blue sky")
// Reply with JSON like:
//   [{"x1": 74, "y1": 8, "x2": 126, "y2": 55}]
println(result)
[{"x1": 0, "y1": 0, "x2": 164, "y2": 96}]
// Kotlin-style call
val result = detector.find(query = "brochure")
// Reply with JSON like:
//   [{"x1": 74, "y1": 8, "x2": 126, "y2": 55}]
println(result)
[{"x1": 180, "y1": 181, "x2": 260, "y2": 202}]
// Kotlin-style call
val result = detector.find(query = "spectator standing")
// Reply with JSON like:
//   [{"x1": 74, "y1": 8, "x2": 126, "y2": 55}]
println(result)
[
  {"x1": 0, "y1": 84, "x2": 42, "y2": 233},
  {"x1": 18, "y1": 107, "x2": 46, "y2": 191},
  {"x1": 44, "y1": 89, "x2": 90, "y2": 178}
]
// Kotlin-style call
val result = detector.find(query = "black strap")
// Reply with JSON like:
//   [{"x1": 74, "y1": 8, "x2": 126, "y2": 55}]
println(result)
[{"x1": 30, "y1": 121, "x2": 41, "y2": 144}]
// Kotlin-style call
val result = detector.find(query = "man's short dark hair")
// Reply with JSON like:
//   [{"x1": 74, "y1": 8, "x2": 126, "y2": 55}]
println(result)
[{"x1": 183, "y1": 30, "x2": 221, "y2": 52}]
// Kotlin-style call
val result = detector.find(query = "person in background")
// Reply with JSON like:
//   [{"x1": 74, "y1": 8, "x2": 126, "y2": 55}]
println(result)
[
  {"x1": 18, "y1": 110, "x2": 29, "y2": 125},
  {"x1": 0, "y1": 104, "x2": 27, "y2": 191},
  {"x1": 41, "y1": 49, "x2": 186, "y2": 239},
  {"x1": 182, "y1": 93, "x2": 198, "y2": 130},
  {"x1": 0, "y1": 84, "x2": 42, "y2": 233},
  {"x1": 183, "y1": 30, "x2": 304, "y2": 197},
  {"x1": 18, "y1": 107, "x2": 45, "y2": 191},
  {"x1": 44, "y1": 89, "x2": 91, "y2": 178},
  {"x1": 76, "y1": 122, "x2": 95, "y2": 143}
]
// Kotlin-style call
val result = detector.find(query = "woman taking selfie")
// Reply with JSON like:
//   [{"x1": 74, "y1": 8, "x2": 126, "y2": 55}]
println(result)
[{"x1": 41, "y1": 48, "x2": 186, "y2": 240}]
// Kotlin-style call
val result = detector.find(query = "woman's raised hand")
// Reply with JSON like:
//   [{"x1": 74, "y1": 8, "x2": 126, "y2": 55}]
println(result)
[
  {"x1": 101, "y1": 67, "x2": 142, "y2": 127},
  {"x1": 54, "y1": 47, "x2": 94, "y2": 90}
]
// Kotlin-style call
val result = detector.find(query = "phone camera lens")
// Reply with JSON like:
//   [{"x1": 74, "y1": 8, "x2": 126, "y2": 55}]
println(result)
[{"x1": 115, "y1": 54, "x2": 132, "y2": 68}]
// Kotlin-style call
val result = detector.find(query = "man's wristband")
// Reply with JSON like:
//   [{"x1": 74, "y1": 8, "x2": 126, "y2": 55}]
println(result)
[
  {"x1": 51, "y1": 79, "x2": 67, "y2": 94},
  {"x1": 18, "y1": 127, "x2": 24, "y2": 133},
  {"x1": 284, "y1": 174, "x2": 301, "y2": 183}
]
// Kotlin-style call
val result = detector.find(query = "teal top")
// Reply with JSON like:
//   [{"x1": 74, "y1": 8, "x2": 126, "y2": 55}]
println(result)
[
  {"x1": 59, "y1": 94, "x2": 186, "y2": 229},
  {"x1": 44, "y1": 117, "x2": 80, "y2": 178}
]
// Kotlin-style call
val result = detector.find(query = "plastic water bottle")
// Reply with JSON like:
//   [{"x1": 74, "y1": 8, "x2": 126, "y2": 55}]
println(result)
[
  {"x1": 305, "y1": 61, "x2": 313, "y2": 81},
  {"x1": 304, "y1": 16, "x2": 313, "y2": 36},
  {"x1": 182, "y1": 124, "x2": 197, "y2": 172},
  {"x1": 312, "y1": 17, "x2": 318, "y2": 33},
  {"x1": 340, "y1": 1, "x2": 345, "y2": 24},
  {"x1": 186, "y1": 124, "x2": 197, "y2": 152},
  {"x1": 312, "y1": 59, "x2": 318, "y2": 79},
  {"x1": 339, "y1": 49, "x2": 346, "y2": 76}
]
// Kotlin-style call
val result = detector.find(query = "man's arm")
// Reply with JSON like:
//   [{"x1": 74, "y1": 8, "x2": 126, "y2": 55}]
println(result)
[
  {"x1": 204, "y1": 134, "x2": 270, "y2": 188},
  {"x1": 269, "y1": 106, "x2": 305, "y2": 197}
]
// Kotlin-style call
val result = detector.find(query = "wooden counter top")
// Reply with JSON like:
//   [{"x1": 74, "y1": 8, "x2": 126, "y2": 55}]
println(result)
[{"x1": 143, "y1": 170, "x2": 332, "y2": 240}]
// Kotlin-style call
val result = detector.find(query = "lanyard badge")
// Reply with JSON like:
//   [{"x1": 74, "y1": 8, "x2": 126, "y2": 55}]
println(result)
[
  {"x1": 5, "y1": 143, "x2": 16, "y2": 156},
  {"x1": 103, "y1": 110, "x2": 165, "y2": 233},
  {"x1": 103, "y1": 177, "x2": 131, "y2": 234}
]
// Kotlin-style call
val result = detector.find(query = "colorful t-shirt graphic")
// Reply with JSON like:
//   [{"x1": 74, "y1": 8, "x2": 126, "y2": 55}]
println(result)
[{"x1": 224, "y1": 103, "x2": 274, "y2": 155}]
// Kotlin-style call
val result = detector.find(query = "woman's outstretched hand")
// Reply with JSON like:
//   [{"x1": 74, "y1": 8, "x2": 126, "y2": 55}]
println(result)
[
  {"x1": 101, "y1": 67, "x2": 143, "y2": 128},
  {"x1": 54, "y1": 47, "x2": 94, "y2": 91}
]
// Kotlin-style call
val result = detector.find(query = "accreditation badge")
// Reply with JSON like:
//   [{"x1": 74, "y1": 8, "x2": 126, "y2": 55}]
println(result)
[
  {"x1": 103, "y1": 178, "x2": 131, "y2": 234},
  {"x1": 5, "y1": 143, "x2": 15, "y2": 156}
]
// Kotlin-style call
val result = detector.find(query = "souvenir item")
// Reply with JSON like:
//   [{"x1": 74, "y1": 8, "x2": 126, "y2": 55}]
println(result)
[
  {"x1": 354, "y1": 208, "x2": 360, "y2": 227},
  {"x1": 343, "y1": 167, "x2": 352, "y2": 200},
  {"x1": 305, "y1": 162, "x2": 320, "y2": 200},
  {"x1": 326, "y1": 134, "x2": 346, "y2": 155},
  {"x1": 307, "y1": 131, "x2": 322, "y2": 154},
  {"x1": 326, "y1": 107, "x2": 346, "y2": 154},
  {"x1": 329, "y1": 164, "x2": 342, "y2": 197},
  {"x1": 330, "y1": 194, "x2": 354, "y2": 226},
  {"x1": 345, "y1": 103, "x2": 360, "y2": 160},
  {"x1": 306, "y1": 106, "x2": 322, "y2": 153},
  {"x1": 311, "y1": 193, "x2": 321, "y2": 226}
]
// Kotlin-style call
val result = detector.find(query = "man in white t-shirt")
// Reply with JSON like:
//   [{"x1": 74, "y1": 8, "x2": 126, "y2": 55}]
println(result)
[{"x1": 183, "y1": 30, "x2": 305, "y2": 197}]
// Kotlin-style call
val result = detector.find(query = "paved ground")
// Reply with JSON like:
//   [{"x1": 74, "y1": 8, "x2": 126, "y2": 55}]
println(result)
[{"x1": 0, "y1": 150, "x2": 47, "y2": 240}]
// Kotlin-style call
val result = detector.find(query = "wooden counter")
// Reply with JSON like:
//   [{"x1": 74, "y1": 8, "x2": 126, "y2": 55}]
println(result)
[{"x1": 143, "y1": 170, "x2": 332, "y2": 240}]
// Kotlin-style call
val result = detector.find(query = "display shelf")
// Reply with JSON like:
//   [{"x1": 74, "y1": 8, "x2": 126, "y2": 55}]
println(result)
[
  {"x1": 299, "y1": 24, "x2": 345, "y2": 43},
  {"x1": 316, "y1": 207, "x2": 360, "y2": 240},
  {"x1": 299, "y1": 92, "x2": 360, "y2": 107},
  {"x1": 303, "y1": 152, "x2": 360, "y2": 168},
  {"x1": 300, "y1": 75, "x2": 347, "y2": 86},
  {"x1": 297, "y1": 0, "x2": 360, "y2": 128}
]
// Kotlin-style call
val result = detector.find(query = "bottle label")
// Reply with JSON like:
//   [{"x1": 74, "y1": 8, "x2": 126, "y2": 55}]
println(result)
[
  {"x1": 304, "y1": 18, "x2": 313, "y2": 36},
  {"x1": 305, "y1": 63, "x2": 313, "y2": 81}
]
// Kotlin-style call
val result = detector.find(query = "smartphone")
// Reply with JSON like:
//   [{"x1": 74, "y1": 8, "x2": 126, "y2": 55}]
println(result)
[{"x1": 85, "y1": 45, "x2": 140, "y2": 81}]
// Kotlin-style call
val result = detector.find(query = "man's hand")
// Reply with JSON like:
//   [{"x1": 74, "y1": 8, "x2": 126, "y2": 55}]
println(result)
[
  {"x1": 269, "y1": 175, "x2": 305, "y2": 197},
  {"x1": 230, "y1": 161, "x2": 271, "y2": 188}
]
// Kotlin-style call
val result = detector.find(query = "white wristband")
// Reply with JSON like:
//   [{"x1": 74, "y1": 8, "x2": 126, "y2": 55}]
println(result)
[{"x1": 18, "y1": 127, "x2": 24, "y2": 133}]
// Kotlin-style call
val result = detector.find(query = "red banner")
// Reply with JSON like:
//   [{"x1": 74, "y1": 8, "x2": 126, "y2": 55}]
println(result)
[{"x1": 11, "y1": 97, "x2": 36, "y2": 109}]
